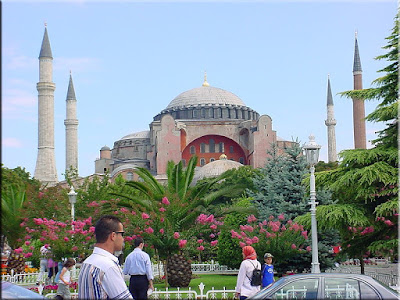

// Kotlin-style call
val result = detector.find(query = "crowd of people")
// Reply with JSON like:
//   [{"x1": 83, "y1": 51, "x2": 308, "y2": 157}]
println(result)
[{"x1": 38, "y1": 215, "x2": 275, "y2": 299}]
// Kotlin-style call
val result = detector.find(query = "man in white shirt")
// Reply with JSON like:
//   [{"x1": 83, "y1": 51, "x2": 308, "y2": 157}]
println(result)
[
  {"x1": 78, "y1": 215, "x2": 132, "y2": 299},
  {"x1": 123, "y1": 237, "x2": 154, "y2": 299}
]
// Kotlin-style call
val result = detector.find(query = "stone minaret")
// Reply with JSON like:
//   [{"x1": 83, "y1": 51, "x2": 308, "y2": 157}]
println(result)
[
  {"x1": 64, "y1": 72, "x2": 79, "y2": 174},
  {"x1": 34, "y1": 26, "x2": 58, "y2": 184},
  {"x1": 352, "y1": 32, "x2": 367, "y2": 149},
  {"x1": 325, "y1": 75, "x2": 337, "y2": 162}
]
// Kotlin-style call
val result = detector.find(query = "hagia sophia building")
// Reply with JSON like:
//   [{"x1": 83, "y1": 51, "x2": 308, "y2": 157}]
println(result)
[{"x1": 33, "y1": 26, "x2": 366, "y2": 186}]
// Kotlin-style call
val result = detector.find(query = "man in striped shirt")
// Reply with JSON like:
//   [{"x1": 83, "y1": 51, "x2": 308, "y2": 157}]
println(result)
[{"x1": 78, "y1": 215, "x2": 132, "y2": 299}]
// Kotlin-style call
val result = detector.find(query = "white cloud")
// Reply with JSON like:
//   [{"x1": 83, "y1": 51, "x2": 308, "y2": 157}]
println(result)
[{"x1": 2, "y1": 137, "x2": 23, "y2": 148}]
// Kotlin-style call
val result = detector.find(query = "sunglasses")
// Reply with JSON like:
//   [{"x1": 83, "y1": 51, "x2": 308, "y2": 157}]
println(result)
[{"x1": 114, "y1": 231, "x2": 125, "y2": 236}]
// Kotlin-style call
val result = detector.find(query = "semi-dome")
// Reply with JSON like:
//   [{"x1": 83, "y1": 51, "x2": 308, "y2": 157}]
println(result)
[
  {"x1": 192, "y1": 155, "x2": 243, "y2": 185},
  {"x1": 166, "y1": 85, "x2": 245, "y2": 110},
  {"x1": 121, "y1": 130, "x2": 150, "y2": 140}
]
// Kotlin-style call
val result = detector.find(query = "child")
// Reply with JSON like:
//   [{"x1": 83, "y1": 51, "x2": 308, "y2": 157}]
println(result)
[
  {"x1": 56, "y1": 258, "x2": 76, "y2": 299},
  {"x1": 261, "y1": 253, "x2": 275, "y2": 288}
]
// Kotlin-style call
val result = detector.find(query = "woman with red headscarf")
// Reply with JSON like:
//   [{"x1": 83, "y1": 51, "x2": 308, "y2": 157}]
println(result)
[{"x1": 235, "y1": 246, "x2": 261, "y2": 299}]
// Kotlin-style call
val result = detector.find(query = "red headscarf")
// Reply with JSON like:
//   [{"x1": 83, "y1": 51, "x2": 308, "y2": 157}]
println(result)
[{"x1": 242, "y1": 246, "x2": 257, "y2": 260}]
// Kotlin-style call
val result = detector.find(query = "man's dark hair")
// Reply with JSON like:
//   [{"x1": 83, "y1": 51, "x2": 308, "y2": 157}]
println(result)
[
  {"x1": 95, "y1": 215, "x2": 122, "y2": 243},
  {"x1": 134, "y1": 237, "x2": 144, "y2": 248}
]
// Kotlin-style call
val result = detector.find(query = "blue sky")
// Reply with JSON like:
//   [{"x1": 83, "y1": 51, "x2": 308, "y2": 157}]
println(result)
[{"x1": 2, "y1": 1, "x2": 397, "y2": 179}]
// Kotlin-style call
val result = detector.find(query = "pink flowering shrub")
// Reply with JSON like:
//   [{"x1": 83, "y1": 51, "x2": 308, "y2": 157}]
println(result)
[{"x1": 230, "y1": 215, "x2": 309, "y2": 264}]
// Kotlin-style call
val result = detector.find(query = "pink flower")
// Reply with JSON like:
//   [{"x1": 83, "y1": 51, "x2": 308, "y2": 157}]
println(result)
[
  {"x1": 291, "y1": 244, "x2": 297, "y2": 249},
  {"x1": 211, "y1": 240, "x2": 218, "y2": 246},
  {"x1": 209, "y1": 234, "x2": 215, "y2": 238},
  {"x1": 269, "y1": 215, "x2": 274, "y2": 220},
  {"x1": 71, "y1": 246, "x2": 78, "y2": 251},
  {"x1": 25, "y1": 241, "x2": 31, "y2": 246},
  {"x1": 34, "y1": 218, "x2": 44, "y2": 225},
  {"x1": 306, "y1": 246, "x2": 312, "y2": 252},
  {"x1": 179, "y1": 239, "x2": 187, "y2": 248},
  {"x1": 159, "y1": 228, "x2": 165, "y2": 234},
  {"x1": 159, "y1": 207, "x2": 166, "y2": 212},
  {"x1": 280, "y1": 225, "x2": 286, "y2": 231},
  {"x1": 197, "y1": 245, "x2": 205, "y2": 251},
  {"x1": 160, "y1": 218, "x2": 165, "y2": 223},
  {"x1": 142, "y1": 213, "x2": 150, "y2": 219},
  {"x1": 64, "y1": 237, "x2": 70, "y2": 242},
  {"x1": 278, "y1": 214, "x2": 285, "y2": 220},
  {"x1": 251, "y1": 236, "x2": 259, "y2": 244},
  {"x1": 206, "y1": 215, "x2": 215, "y2": 223},
  {"x1": 14, "y1": 248, "x2": 23, "y2": 254},
  {"x1": 23, "y1": 252, "x2": 33, "y2": 258},
  {"x1": 145, "y1": 227, "x2": 154, "y2": 234},
  {"x1": 173, "y1": 232, "x2": 180, "y2": 239},
  {"x1": 125, "y1": 236, "x2": 133, "y2": 242},
  {"x1": 85, "y1": 236, "x2": 92, "y2": 241},
  {"x1": 247, "y1": 215, "x2": 257, "y2": 223},
  {"x1": 301, "y1": 231, "x2": 308, "y2": 239},
  {"x1": 197, "y1": 239, "x2": 203, "y2": 244},
  {"x1": 24, "y1": 235, "x2": 32, "y2": 240},
  {"x1": 210, "y1": 224, "x2": 217, "y2": 230},
  {"x1": 40, "y1": 237, "x2": 45, "y2": 242},
  {"x1": 384, "y1": 220, "x2": 394, "y2": 226},
  {"x1": 120, "y1": 207, "x2": 129, "y2": 213},
  {"x1": 38, "y1": 192, "x2": 44, "y2": 199},
  {"x1": 162, "y1": 197, "x2": 170, "y2": 205},
  {"x1": 239, "y1": 242, "x2": 246, "y2": 248}
]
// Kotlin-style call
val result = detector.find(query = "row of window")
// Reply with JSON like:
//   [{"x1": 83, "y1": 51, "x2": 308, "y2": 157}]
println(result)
[
  {"x1": 182, "y1": 157, "x2": 244, "y2": 167},
  {"x1": 189, "y1": 141, "x2": 235, "y2": 154}
]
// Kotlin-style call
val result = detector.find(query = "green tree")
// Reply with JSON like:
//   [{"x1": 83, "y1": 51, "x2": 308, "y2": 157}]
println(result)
[
  {"x1": 248, "y1": 141, "x2": 308, "y2": 220},
  {"x1": 298, "y1": 15, "x2": 398, "y2": 273}
]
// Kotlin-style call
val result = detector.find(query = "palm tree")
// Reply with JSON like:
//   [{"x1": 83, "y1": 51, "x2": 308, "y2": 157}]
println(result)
[{"x1": 111, "y1": 156, "x2": 247, "y2": 286}]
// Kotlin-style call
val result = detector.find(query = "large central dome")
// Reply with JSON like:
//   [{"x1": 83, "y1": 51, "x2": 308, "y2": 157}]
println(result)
[{"x1": 166, "y1": 85, "x2": 246, "y2": 109}]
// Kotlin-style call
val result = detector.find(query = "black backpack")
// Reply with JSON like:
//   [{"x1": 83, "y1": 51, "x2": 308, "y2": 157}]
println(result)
[{"x1": 247, "y1": 260, "x2": 262, "y2": 286}]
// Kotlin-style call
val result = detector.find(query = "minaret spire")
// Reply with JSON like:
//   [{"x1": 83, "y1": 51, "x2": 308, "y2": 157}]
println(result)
[
  {"x1": 352, "y1": 32, "x2": 366, "y2": 149},
  {"x1": 325, "y1": 75, "x2": 337, "y2": 162},
  {"x1": 34, "y1": 26, "x2": 58, "y2": 185},
  {"x1": 65, "y1": 72, "x2": 79, "y2": 174}
]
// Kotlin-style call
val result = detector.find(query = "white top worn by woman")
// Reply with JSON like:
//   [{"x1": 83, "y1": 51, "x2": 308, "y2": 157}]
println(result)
[{"x1": 235, "y1": 259, "x2": 261, "y2": 298}]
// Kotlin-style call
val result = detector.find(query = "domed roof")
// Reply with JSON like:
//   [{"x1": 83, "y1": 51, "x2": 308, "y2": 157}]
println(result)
[
  {"x1": 100, "y1": 145, "x2": 110, "y2": 151},
  {"x1": 121, "y1": 130, "x2": 150, "y2": 140},
  {"x1": 166, "y1": 85, "x2": 246, "y2": 110},
  {"x1": 192, "y1": 155, "x2": 243, "y2": 185}
]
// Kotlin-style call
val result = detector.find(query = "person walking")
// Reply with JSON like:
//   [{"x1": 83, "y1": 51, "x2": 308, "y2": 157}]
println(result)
[
  {"x1": 36, "y1": 244, "x2": 50, "y2": 285},
  {"x1": 261, "y1": 253, "x2": 275, "y2": 288},
  {"x1": 78, "y1": 215, "x2": 132, "y2": 299},
  {"x1": 55, "y1": 258, "x2": 76, "y2": 299},
  {"x1": 47, "y1": 256, "x2": 58, "y2": 284},
  {"x1": 123, "y1": 237, "x2": 154, "y2": 300},
  {"x1": 235, "y1": 246, "x2": 261, "y2": 300}
]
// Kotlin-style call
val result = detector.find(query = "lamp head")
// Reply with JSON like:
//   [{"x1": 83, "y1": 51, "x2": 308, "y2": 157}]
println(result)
[
  {"x1": 68, "y1": 186, "x2": 77, "y2": 204},
  {"x1": 303, "y1": 134, "x2": 321, "y2": 166}
]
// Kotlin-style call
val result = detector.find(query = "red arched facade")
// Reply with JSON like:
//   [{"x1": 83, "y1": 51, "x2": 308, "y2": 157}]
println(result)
[{"x1": 181, "y1": 135, "x2": 246, "y2": 166}]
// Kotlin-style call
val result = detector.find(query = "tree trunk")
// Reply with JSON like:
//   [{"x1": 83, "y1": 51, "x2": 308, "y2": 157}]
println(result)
[{"x1": 163, "y1": 258, "x2": 168, "y2": 288}]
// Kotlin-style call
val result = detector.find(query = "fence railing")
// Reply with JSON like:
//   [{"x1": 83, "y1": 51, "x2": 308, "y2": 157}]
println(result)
[
  {"x1": 151, "y1": 261, "x2": 238, "y2": 277},
  {"x1": 44, "y1": 282, "x2": 237, "y2": 299},
  {"x1": 325, "y1": 266, "x2": 398, "y2": 287}
]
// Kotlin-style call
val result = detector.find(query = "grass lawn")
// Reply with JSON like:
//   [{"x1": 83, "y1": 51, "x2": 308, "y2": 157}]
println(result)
[{"x1": 153, "y1": 274, "x2": 238, "y2": 293}]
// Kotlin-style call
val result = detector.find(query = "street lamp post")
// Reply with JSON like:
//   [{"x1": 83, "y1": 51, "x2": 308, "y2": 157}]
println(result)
[
  {"x1": 303, "y1": 134, "x2": 321, "y2": 273},
  {"x1": 68, "y1": 186, "x2": 77, "y2": 229}
]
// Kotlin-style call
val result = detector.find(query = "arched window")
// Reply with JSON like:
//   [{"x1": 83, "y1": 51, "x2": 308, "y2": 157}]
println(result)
[
  {"x1": 190, "y1": 145, "x2": 196, "y2": 154},
  {"x1": 181, "y1": 159, "x2": 186, "y2": 167},
  {"x1": 209, "y1": 139, "x2": 215, "y2": 153},
  {"x1": 210, "y1": 158, "x2": 215, "y2": 162},
  {"x1": 200, "y1": 158, "x2": 206, "y2": 166},
  {"x1": 200, "y1": 143, "x2": 206, "y2": 153},
  {"x1": 230, "y1": 146, "x2": 234, "y2": 153},
  {"x1": 126, "y1": 172, "x2": 134, "y2": 181},
  {"x1": 239, "y1": 157, "x2": 244, "y2": 164},
  {"x1": 219, "y1": 142, "x2": 224, "y2": 153}
]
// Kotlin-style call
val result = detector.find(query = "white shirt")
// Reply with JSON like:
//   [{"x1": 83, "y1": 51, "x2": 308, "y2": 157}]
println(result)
[
  {"x1": 123, "y1": 248, "x2": 153, "y2": 280},
  {"x1": 235, "y1": 259, "x2": 261, "y2": 298},
  {"x1": 78, "y1": 247, "x2": 132, "y2": 299}
]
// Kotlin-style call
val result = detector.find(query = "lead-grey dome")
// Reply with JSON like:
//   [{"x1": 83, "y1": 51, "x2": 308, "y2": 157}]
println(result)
[
  {"x1": 121, "y1": 130, "x2": 150, "y2": 140},
  {"x1": 166, "y1": 85, "x2": 246, "y2": 110}
]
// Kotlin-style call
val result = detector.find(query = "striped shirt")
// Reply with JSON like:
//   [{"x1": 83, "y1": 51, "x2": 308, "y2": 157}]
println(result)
[{"x1": 78, "y1": 247, "x2": 132, "y2": 299}]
